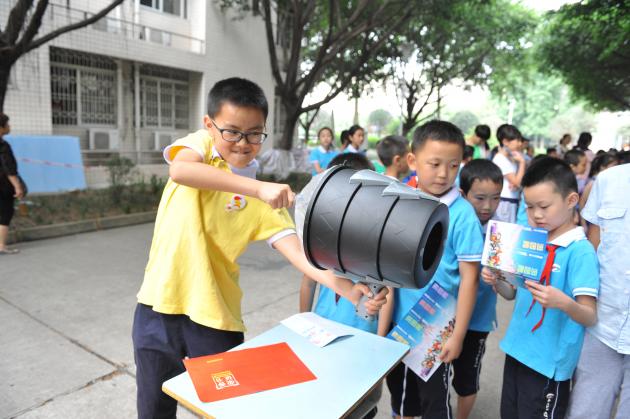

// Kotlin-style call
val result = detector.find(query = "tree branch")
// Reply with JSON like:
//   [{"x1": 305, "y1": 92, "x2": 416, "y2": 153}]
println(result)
[
  {"x1": 20, "y1": 0, "x2": 124, "y2": 54},
  {"x1": 262, "y1": 0, "x2": 285, "y2": 92},
  {"x1": 3, "y1": 0, "x2": 34, "y2": 46}
]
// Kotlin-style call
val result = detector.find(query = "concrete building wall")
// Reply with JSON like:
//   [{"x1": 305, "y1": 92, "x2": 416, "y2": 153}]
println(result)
[{"x1": 1, "y1": 0, "x2": 280, "y2": 174}]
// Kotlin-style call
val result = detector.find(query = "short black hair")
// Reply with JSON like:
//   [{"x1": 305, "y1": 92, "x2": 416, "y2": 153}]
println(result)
[
  {"x1": 463, "y1": 145, "x2": 474, "y2": 160},
  {"x1": 376, "y1": 135, "x2": 409, "y2": 167},
  {"x1": 496, "y1": 124, "x2": 522, "y2": 144},
  {"x1": 207, "y1": 77, "x2": 268, "y2": 119},
  {"x1": 411, "y1": 120, "x2": 465, "y2": 155},
  {"x1": 317, "y1": 126, "x2": 333, "y2": 138},
  {"x1": 564, "y1": 149, "x2": 585, "y2": 167},
  {"x1": 618, "y1": 150, "x2": 630, "y2": 165},
  {"x1": 348, "y1": 125, "x2": 364, "y2": 136},
  {"x1": 327, "y1": 152, "x2": 374, "y2": 171},
  {"x1": 546, "y1": 147, "x2": 557, "y2": 154},
  {"x1": 576, "y1": 132, "x2": 592, "y2": 150},
  {"x1": 0, "y1": 113, "x2": 8, "y2": 128},
  {"x1": 459, "y1": 159, "x2": 503, "y2": 195},
  {"x1": 340, "y1": 130, "x2": 350, "y2": 146},
  {"x1": 522, "y1": 157, "x2": 577, "y2": 197},
  {"x1": 589, "y1": 152, "x2": 618, "y2": 177},
  {"x1": 474, "y1": 124, "x2": 491, "y2": 141}
]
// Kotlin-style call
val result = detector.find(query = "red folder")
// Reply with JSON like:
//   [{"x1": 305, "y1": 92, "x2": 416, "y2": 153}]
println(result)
[{"x1": 183, "y1": 342, "x2": 316, "y2": 402}]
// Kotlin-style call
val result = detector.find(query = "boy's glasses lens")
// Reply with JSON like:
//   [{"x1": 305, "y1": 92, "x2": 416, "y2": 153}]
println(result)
[{"x1": 222, "y1": 132, "x2": 267, "y2": 144}]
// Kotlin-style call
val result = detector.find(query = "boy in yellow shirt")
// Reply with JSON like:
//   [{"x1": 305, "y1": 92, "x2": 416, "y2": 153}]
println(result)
[{"x1": 132, "y1": 78, "x2": 387, "y2": 419}]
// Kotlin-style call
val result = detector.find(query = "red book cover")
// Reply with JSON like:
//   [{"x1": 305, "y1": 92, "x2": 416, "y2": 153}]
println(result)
[{"x1": 183, "y1": 342, "x2": 317, "y2": 402}]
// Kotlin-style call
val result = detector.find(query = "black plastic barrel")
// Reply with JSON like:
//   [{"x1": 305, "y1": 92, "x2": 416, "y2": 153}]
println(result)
[{"x1": 303, "y1": 165, "x2": 449, "y2": 290}]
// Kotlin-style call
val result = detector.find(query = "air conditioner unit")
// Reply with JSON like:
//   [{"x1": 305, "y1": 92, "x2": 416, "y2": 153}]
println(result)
[
  {"x1": 89, "y1": 129, "x2": 119, "y2": 150},
  {"x1": 153, "y1": 132, "x2": 176, "y2": 151}
]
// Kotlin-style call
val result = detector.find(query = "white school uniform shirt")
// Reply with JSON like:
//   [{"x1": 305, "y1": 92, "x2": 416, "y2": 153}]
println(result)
[
  {"x1": 492, "y1": 153, "x2": 520, "y2": 199},
  {"x1": 581, "y1": 164, "x2": 630, "y2": 354}
]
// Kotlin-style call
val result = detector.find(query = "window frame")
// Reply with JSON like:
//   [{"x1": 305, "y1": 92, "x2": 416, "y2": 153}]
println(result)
[
  {"x1": 140, "y1": 74, "x2": 189, "y2": 130},
  {"x1": 50, "y1": 57, "x2": 117, "y2": 127},
  {"x1": 139, "y1": 0, "x2": 187, "y2": 19}
]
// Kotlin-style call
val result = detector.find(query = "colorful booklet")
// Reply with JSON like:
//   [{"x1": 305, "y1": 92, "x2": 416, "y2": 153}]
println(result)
[
  {"x1": 481, "y1": 220, "x2": 548, "y2": 288},
  {"x1": 183, "y1": 342, "x2": 316, "y2": 402},
  {"x1": 387, "y1": 282, "x2": 456, "y2": 381}
]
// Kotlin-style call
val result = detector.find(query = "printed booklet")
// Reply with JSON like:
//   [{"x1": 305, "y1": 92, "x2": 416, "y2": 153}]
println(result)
[
  {"x1": 481, "y1": 220, "x2": 548, "y2": 288},
  {"x1": 387, "y1": 282, "x2": 456, "y2": 381}
]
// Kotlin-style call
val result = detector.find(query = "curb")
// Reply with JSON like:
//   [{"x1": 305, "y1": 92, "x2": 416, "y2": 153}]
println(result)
[{"x1": 8, "y1": 211, "x2": 157, "y2": 244}]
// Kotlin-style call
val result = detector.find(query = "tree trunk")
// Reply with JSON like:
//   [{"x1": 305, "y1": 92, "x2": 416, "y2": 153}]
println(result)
[
  {"x1": 402, "y1": 117, "x2": 416, "y2": 137},
  {"x1": 276, "y1": 107, "x2": 301, "y2": 151},
  {"x1": 301, "y1": 119, "x2": 312, "y2": 145},
  {"x1": 0, "y1": 63, "x2": 13, "y2": 113}
]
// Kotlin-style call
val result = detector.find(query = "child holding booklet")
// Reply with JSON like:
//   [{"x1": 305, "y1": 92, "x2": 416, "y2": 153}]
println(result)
[{"x1": 482, "y1": 157, "x2": 598, "y2": 418}]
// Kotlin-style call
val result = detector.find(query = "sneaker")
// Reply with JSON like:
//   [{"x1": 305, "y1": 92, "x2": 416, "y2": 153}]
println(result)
[{"x1": 0, "y1": 248, "x2": 19, "y2": 255}]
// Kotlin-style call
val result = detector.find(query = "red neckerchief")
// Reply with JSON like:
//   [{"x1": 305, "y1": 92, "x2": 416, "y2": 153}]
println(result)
[{"x1": 526, "y1": 244, "x2": 559, "y2": 332}]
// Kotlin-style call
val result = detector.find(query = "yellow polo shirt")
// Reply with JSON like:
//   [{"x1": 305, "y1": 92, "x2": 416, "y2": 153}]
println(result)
[{"x1": 137, "y1": 130, "x2": 295, "y2": 332}]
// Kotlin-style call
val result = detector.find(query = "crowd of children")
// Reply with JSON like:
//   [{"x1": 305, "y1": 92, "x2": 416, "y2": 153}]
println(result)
[
  {"x1": 132, "y1": 77, "x2": 629, "y2": 419},
  {"x1": 305, "y1": 118, "x2": 629, "y2": 419}
]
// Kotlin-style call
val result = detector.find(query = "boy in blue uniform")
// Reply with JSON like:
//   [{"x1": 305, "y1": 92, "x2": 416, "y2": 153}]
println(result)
[
  {"x1": 385, "y1": 120, "x2": 484, "y2": 419},
  {"x1": 376, "y1": 135, "x2": 409, "y2": 180},
  {"x1": 482, "y1": 157, "x2": 599, "y2": 418},
  {"x1": 454, "y1": 159, "x2": 513, "y2": 419}
]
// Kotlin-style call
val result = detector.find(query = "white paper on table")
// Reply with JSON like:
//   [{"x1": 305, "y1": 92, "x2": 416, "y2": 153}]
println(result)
[{"x1": 281, "y1": 312, "x2": 354, "y2": 347}]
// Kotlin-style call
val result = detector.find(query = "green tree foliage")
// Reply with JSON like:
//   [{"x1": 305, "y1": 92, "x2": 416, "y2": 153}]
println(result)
[
  {"x1": 367, "y1": 108, "x2": 393, "y2": 136},
  {"x1": 449, "y1": 110, "x2": 479, "y2": 136},
  {"x1": 392, "y1": 0, "x2": 535, "y2": 135},
  {"x1": 217, "y1": 0, "x2": 420, "y2": 150},
  {"x1": 491, "y1": 65, "x2": 573, "y2": 138},
  {"x1": 538, "y1": 0, "x2": 630, "y2": 111}
]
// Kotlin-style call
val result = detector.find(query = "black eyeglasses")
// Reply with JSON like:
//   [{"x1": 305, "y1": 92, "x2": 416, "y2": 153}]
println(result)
[{"x1": 211, "y1": 120, "x2": 268, "y2": 145}]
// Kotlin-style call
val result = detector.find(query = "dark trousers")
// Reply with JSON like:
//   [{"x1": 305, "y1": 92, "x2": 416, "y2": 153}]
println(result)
[
  {"x1": 132, "y1": 303, "x2": 244, "y2": 419},
  {"x1": 386, "y1": 361, "x2": 452, "y2": 419},
  {"x1": 501, "y1": 355, "x2": 570, "y2": 419}
]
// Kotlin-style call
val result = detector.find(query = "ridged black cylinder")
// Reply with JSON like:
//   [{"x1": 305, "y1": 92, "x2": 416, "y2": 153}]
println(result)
[{"x1": 303, "y1": 165, "x2": 449, "y2": 290}]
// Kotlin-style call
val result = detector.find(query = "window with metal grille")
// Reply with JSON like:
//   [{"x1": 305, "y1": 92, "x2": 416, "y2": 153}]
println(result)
[
  {"x1": 140, "y1": 65, "x2": 189, "y2": 129},
  {"x1": 140, "y1": 0, "x2": 187, "y2": 18},
  {"x1": 50, "y1": 47, "x2": 117, "y2": 126}
]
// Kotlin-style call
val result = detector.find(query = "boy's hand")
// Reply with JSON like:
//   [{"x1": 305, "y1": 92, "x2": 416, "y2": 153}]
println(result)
[
  {"x1": 525, "y1": 281, "x2": 571, "y2": 309},
  {"x1": 256, "y1": 181, "x2": 296, "y2": 209},
  {"x1": 512, "y1": 151, "x2": 525, "y2": 164},
  {"x1": 14, "y1": 185, "x2": 24, "y2": 199},
  {"x1": 350, "y1": 283, "x2": 389, "y2": 315},
  {"x1": 440, "y1": 334, "x2": 463, "y2": 363},
  {"x1": 481, "y1": 267, "x2": 497, "y2": 286}
]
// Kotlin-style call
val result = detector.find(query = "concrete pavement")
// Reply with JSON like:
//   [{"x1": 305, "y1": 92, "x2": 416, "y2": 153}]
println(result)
[{"x1": 1, "y1": 224, "x2": 513, "y2": 418}]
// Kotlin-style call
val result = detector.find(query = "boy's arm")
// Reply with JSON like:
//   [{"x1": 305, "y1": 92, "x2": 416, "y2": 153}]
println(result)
[
  {"x1": 170, "y1": 148, "x2": 295, "y2": 209},
  {"x1": 441, "y1": 261, "x2": 479, "y2": 363},
  {"x1": 505, "y1": 153, "x2": 526, "y2": 189},
  {"x1": 587, "y1": 224, "x2": 600, "y2": 250},
  {"x1": 299, "y1": 275, "x2": 317, "y2": 312},
  {"x1": 7, "y1": 175, "x2": 23, "y2": 198},
  {"x1": 272, "y1": 234, "x2": 387, "y2": 314},
  {"x1": 525, "y1": 282, "x2": 597, "y2": 327},
  {"x1": 377, "y1": 286, "x2": 395, "y2": 337}
]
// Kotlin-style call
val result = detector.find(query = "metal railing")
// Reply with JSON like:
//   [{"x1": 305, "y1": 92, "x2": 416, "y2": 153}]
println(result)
[{"x1": 49, "y1": 3, "x2": 205, "y2": 55}]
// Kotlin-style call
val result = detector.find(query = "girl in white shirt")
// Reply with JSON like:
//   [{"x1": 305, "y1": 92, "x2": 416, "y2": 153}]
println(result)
[{"x1": 492, "y1": 124, "x2": 526, "y2": 223}]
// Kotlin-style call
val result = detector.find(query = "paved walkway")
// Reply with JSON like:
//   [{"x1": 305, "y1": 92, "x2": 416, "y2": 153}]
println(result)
[{"x1": 1, "y1": 224, "x2": 512, "y2": 418}]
